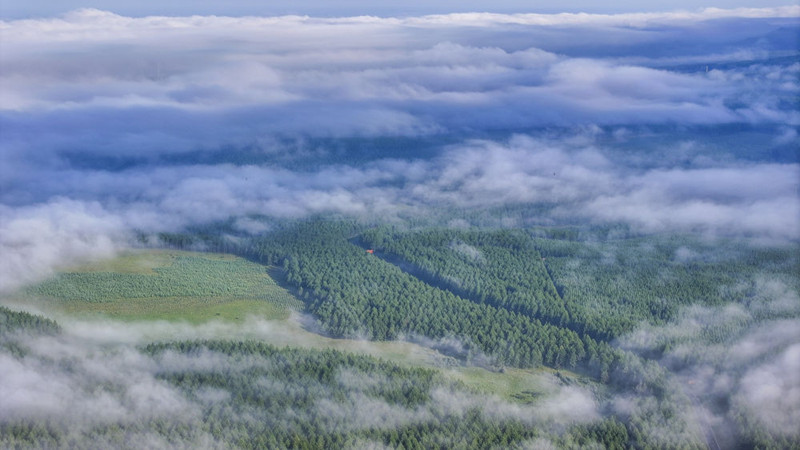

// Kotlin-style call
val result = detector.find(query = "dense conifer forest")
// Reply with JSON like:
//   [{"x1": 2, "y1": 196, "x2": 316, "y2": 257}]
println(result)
[{"x1": 3, "y1": 217, "x2": 799, "y2": 448}]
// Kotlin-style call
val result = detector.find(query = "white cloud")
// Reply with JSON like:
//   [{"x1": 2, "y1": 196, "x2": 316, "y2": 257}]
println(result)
[
  {"x1": 0, "y1": 334, "x2": 197, "y2": 427},
  {"x1": 2, "y1": 132, "x2": 796, "y2": 286},
  {"x1": 617, "y1": 285, "x2": 800, "y2": 446},
  {"x1": 0, "y1": 199, "x2": 126, "y2": 293},
  {"x1": 1, "y1": 7, "x2": 795, "y2": 129},
  {"x1": 0, "y1": 6, "x2": 796, "y2": 297},
  {"x1": 735, "y1": 343, "x2": 800, "y2": 439}
]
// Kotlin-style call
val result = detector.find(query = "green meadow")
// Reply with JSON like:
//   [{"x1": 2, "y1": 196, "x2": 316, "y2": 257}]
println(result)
[{"x1": 24, "y1": 250, "x2": 303, "y2": 323}]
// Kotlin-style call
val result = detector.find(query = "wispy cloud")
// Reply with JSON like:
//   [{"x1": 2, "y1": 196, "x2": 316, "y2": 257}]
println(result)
[
  {"x1": 0, "y1": 316, "x2": 600, "y2": 447},
  {"x1": 617, "y1": 280, "x2": 800, "y2": 446},
  {"x1": 2, "y1": 131, "x2": 797, "y2": 291},
  {"x1": 0, "y1": 199, "x2": 125, "y2": 293}
]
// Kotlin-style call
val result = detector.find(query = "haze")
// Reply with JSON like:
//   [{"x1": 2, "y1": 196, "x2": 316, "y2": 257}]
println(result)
[{"x1": 0, "y1": 3, "x2": 798, "y2": 449}]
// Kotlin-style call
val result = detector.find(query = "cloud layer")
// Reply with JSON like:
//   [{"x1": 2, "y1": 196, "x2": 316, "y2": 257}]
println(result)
[
  {"x1": 1, "y1": 7, "x2": 798, "y2": 289},
  {"x1": 2, "y1": 8, "x2": 797, "y2": 122}
]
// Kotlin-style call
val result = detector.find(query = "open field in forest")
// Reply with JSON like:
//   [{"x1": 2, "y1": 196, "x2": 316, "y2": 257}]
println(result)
[{"x1": 21, "y1": 250, "x2": 303, "y2": 323}]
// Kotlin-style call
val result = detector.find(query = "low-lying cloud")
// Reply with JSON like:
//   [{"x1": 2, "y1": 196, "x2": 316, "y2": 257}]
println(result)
[
  {"x1": 734, "y1": 342, "x2": 800, "y2": 438},
  {"x1": 0, "y1": 199, "x2": 125, "y2": 293},
  {"x1": 2, "y1": 132, "x2": 797, "y2": 292},
  {"x1": 0, "y1": 333, "x2": 198, "y2": 428},
  {"x1": 617, "y1": 279, "x2": 800, "y2": 447},
  {"x1": 0, "y1": 316, "x2": 601, "y2": 448}
]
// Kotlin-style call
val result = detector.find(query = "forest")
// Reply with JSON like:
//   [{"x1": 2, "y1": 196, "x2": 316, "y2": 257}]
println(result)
[
  {"x1": 6, "y1": 217, "x2": 797, "y2": 448},
  {"x1": 2, "y1": 306, "x2": 635, "y2": 449}
]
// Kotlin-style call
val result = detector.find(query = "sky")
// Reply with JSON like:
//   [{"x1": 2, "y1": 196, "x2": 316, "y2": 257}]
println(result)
[{"x1": 2, "y1": 0, "x2": 798, "y2": 19}]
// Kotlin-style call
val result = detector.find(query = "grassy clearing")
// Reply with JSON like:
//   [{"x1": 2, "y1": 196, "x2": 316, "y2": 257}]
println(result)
[
  {"x1": 209, "y1": 315, "x2": 562, "y2": 402},
  {"x1": 64, "y1": 251, "x2": 174, "y2": 275},
  {"x1": 55, "y1": 297, "x2": 289, "y2": 323},
  {"x1": 442, "y1": 366, "x2": 547, "y2": 402},
  {"x1": 24, "y1": 250, "x2": 303, "y2": 324}
]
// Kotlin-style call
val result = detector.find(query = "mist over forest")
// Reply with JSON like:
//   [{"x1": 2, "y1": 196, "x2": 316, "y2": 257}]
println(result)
[{"x1": 1, "y1": 4, "x2": 798, "y2": 449}]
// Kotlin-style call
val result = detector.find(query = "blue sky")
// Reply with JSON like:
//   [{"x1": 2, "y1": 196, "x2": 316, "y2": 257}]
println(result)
[{"x1": 2, "y1": 0, "x2": 798, "y2": 18}]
